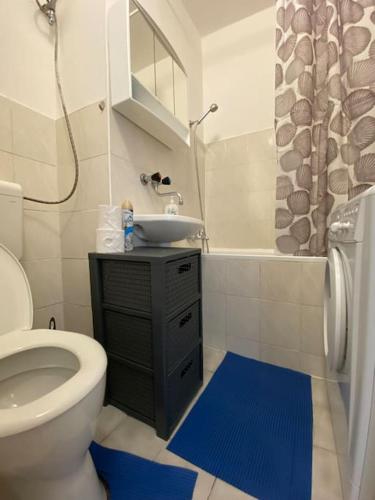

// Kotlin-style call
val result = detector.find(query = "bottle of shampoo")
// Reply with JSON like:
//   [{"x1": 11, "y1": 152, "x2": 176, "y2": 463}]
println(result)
[
  {"x1": 122, "y1": 200, "x2": 134, "y2": 251},
  {"x1": 165, "y1": 196, "x2": 179, "y2": 215}
]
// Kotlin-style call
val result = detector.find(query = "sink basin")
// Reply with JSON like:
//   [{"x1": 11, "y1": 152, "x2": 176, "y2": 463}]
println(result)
[{"x1": 133, "y1": 214, "x2": 203, "y2": 243}]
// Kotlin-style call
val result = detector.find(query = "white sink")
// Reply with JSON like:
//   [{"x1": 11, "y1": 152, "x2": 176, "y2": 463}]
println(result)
[{"x1": 133, "y1": 214, "x2": 203, "y2": 243}]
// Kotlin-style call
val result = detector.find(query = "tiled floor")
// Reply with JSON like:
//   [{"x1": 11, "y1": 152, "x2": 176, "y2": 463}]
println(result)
[{"x1": 94, "y1": 347, "x2": 343, "y2": 500}]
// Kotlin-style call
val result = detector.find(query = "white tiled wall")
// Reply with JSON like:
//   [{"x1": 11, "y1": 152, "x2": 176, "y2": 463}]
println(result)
[
  {"x1": 203, "y1": 254, "x2": 327, "y2": 378},
  {"x1": 57, "y1": 101, "x2": 110, "y2": 337},
  {"x1": 0, "y1": 95, "x2": 64, "y2": 329},
  {"x1": 205, "y1": 129, "x2": 277, "y2": 249}
]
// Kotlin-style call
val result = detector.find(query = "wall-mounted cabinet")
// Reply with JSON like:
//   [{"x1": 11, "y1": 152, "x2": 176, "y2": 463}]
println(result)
[{"x1": 108, "y1": 0, "x2": 190, "y2": 149}]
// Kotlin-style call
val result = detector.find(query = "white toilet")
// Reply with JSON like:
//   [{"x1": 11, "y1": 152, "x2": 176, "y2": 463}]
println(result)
[{"x1": 0, "y1": 181, "x2": 107, "y2": 500}]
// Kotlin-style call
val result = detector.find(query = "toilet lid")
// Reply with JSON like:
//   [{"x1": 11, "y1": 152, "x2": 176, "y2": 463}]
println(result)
[{"x1": 0, "y1": 244, "x2": 33, "y2": 335}]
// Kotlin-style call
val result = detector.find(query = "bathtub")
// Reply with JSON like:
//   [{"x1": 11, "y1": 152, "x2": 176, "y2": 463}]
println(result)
[
  {"x1": 207, "y1": 248, "x2": 327, "y2": 263},
  {"x1": 202, "y1": 248, "x2": 327, "y2": 378}
]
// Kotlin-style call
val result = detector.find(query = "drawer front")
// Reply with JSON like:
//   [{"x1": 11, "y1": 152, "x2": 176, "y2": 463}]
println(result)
[
  {"x1": 167, "y1": 302, "x2": 201, "y2": 373},
  {"x1": 101, "y1": 260, "x2": 152, "y2": 312},
  {"x1": 167, "y1": 345, "x2": 202, "y2": 427},
  {"x1": 107, "y1": 358, "x2": 154, "y2": 419},
  {"x1": 104, "y1": 310, "x2": 153, "y2": 368},
  {"x1": 166, "y1": 256, "x2": 200, "y2": 314}
]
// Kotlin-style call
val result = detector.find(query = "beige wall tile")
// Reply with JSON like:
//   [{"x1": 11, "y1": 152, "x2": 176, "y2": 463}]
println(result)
[
  {"x1": 69, "y1": 102, "x2": 108, "y2": 161},
  {"x1": 225, "y1": 259, "x2": 260, "y2": 297},
  {"x1": 64, "y1": 303, "x2": 93, "y2": 337},
  {"x1": 301, "y1": 262, "x2": 325, "y2": 306},
  {"x1": 56, "y1": 116, "x2": 75, "y2": 167},
  {"x1": 60, "y1": 210, "x2": 97, "y2": 259},
  {"x1": 247, "y1": 190, "x2": 275, "y2": 220},
  {"x1": 110, "y1": 154, "x2": 164, "y2": 213},
  {"x1": 312, "y1": 378, "x2": 329, "y2": 409},
  {"x1": 226, "y1": 295, "x2": 260, "y2": 341},
  {"x1": 14, "y1": 156, "x2": 58, "y2": 211},
  {"x1": 33, "y1": 303, "x2": 64, "y2": 330},
  {"x1": 226, "y1": 336, "x2": 260, "y2": 360},
  {"x1": 314, "y1": 406, "x2": 336, "y2": 452},
  {"x1": 0, "y1": 95, "x2": 12, "y2": 153},
  {"x1": 300, "y1": 352, "x2": 326, "y2": 378},
  {"x1": 247, "y1": 128, "x2": 276, "y2": 161},
  {"x1": 23, "y1": 210, "x2": 61, "y2": 261},
  {"x1": 0, "y1": 151, "x2": 14, "y2": 181},
  {"x1": 260, "y1": 261, "x2": 302, "y2": 303},
  {"x1": 205, "y1": 139, "x2": 227, "y2": 171},
  {"x1": 23, "y1": 258, "x2": 63, "y2": 309},
  {"x1": 62, "y1": 258, "x2": 91, "y2": 307},
  {"x1": 260, "y1": 344, "x2": 300, "y2": 372},
  {"x1": 203, "y1": 291, "x2": 226, "y2": 349},
  {"x1": 59, "y1": 155, "x2": 109, "y2": 212},
  {"x1": 12, "y1": 101, "x2": 56, "y2": 165},
  {"x1": 260, "y1": 300, "x2": 301, "y2": 350},
  {"x1": 202, "y1": 256, "x2": 226, "y2": 293},
  {"x1": 301, "y1": 305, "x2": 324, "y2": 356},
  {"x1": 224, "y1": 134, "x2": 250, "y2": 167},
  {"x1": 312, "y1": 447, "x2": 343, "y2": 500}
]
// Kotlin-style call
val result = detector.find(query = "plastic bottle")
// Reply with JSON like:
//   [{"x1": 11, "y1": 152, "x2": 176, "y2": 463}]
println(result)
[
  {"x1": 122, "y1": 200, "x2": 134, "y2": 251},
  {"x1": 164, "y1": 196, "x2": 179, "y2": 215}
]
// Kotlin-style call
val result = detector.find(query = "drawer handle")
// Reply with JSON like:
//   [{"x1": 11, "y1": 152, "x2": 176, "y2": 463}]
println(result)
[
  {"x1": 180, "y1": 360, "x2": 193, "y2": 379},
  {"x1": 178, "y1": 263, "x2": 192, "y2": 274},
  {"x1": 179, "y1": 312, "x2": 192, "y2": 328}
]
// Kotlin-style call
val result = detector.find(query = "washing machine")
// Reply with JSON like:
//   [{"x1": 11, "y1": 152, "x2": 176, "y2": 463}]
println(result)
[{"x1": 325, "y1": 186, "x2": 375, "y2": 500}]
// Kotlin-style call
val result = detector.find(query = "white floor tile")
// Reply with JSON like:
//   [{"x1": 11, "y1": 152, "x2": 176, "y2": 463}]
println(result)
[
  {"x1": 312, "y1": 378, "x2": 329, "y2": 409},
  {"x1": 313, "y1": 406, "x2": 336, "y2": 453},
  {"x1": 209, "y1": 479, "x2": 257, "y2": 500},
  {"x1": 157, "y1": 448, "x2": 215, "y2": 500},
  {"x1": 204, "y1": 346, "x2": 226, "y2": 373},
  {"x1": 101, "y1": 415, "x2": 165, "y2": 460},
  {"x1": 94, "y1": 405, "x2": 127, "y2": 443},
  {"x1": 312, "y1": 447, "x2": 343, "y2": 500}
]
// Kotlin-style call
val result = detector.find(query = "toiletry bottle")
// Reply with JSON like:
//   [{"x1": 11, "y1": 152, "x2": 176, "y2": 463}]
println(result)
[
  {"x1": 165, "y1": 196, "x2": 179, "y2": 215},
  {"x1": 122, "y1": 200, "x2": 134, "y2": 251}
]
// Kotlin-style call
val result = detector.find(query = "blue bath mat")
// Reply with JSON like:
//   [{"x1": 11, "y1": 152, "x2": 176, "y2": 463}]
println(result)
[
  {"x1": 90, "y1": 442, "x2": 197, "y2": 500},
  {"x1": 168, "y1": 352, "x2": 313, "y2": 500}
]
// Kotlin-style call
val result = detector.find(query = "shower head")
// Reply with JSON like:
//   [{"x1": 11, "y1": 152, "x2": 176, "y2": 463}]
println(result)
[
  {"x1": 36, "y1": 0, "x2": 57, "y2": 25},
  {"x1": 190, "y1": 103, "x2": 219, "y2": 127}
]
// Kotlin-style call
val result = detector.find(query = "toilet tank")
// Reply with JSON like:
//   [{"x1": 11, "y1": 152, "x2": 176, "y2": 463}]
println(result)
[{"x1": 0, "y1": 181, "x2": 23, "y2": 259}]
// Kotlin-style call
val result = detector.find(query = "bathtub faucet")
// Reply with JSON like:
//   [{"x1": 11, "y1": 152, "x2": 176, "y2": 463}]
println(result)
[{"x1": 140, "y1": 172, "x2": 184, "y2": 205}]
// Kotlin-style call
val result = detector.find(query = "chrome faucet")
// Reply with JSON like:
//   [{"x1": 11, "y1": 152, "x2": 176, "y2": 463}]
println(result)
[{"x1": 140, "y1": 172, "x2": 184, "y2": 205}]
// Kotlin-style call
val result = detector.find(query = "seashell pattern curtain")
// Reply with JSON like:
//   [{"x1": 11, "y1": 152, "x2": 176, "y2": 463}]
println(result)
[{"x1": 275, "y1": 0, "x2": 375, "y2": 256}]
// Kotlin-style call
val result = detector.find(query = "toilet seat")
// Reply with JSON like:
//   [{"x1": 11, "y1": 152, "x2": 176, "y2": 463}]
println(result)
[
  {"x1": 0, "y1": 244, "x2": 33, "y2": 335},
  {"x1": 0, "y1": 330, "x2": 107, "y2": 438}
]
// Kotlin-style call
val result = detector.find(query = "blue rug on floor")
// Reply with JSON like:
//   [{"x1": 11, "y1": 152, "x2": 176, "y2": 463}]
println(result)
[
  {"x1": 90, "y1": 442, "x2": 197, "y2": 500},
  {"x1": 168, "y1": 352, "x2": 313, "y2": 500}
]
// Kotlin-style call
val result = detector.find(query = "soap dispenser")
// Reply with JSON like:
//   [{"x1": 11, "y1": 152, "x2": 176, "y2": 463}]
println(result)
[{"x1": 165, "y1": 196, "x2": 179, "y2": 215}]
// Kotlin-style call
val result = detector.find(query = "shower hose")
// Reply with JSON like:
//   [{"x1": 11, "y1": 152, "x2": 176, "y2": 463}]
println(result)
[{"x1": 25, "y1": 1, "x2": 79, "y2": 205}]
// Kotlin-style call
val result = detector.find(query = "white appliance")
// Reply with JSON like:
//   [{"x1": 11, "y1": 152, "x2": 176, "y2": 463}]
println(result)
[
  {"x1": 0, "y1": 181, "x2": 107, "y2": 500},
  {"x1": 325, "y1": 186, "x2": 375, "y2": 500}
]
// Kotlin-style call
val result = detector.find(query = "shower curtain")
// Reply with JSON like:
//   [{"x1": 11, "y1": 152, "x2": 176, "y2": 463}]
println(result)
[{"x1": 274, "y1": 0, "x2": 375, "y2": 256}]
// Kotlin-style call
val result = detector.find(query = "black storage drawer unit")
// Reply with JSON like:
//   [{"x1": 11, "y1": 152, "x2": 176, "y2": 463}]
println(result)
[{"x1": 89, "y1": 247, "x2": 203, "y2": 439}]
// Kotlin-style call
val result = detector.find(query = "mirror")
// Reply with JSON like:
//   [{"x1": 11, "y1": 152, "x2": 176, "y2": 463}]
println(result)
[
  {"x1": 155, "y1": 36, "x2": 174, "y2": 115},
  {"x1": 173, "y1": 61, "x2": 188, "y2": 127},
  {"x1": 129, "y1": 1, "x2": 189, "y2": 127},
  {"x1": 109, "y1": 0, "x2": 190, "y2": 148},
  {"x1": 129, "y1": 0, "x2": 155, "y2": 96}
]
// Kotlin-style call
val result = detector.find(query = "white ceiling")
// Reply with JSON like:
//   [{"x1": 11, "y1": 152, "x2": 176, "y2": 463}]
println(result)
[{"x1": 181, "y1": 0, "x2": 274, "y2": 36}]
